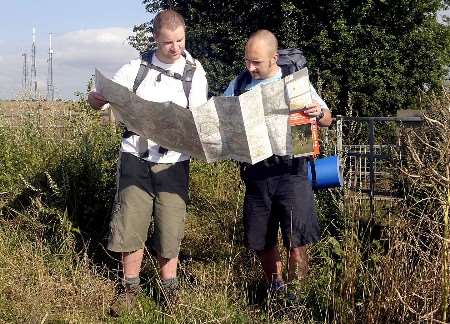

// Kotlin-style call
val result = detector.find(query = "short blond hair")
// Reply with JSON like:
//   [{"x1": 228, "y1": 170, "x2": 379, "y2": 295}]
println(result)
[{"x1": 153, "y1": 9, "x2": 185, "y2": 35}]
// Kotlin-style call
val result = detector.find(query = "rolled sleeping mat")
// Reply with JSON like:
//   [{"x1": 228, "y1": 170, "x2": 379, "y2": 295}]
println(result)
[{"x1": 307, "y1": 155, "x2": 343, "y2": 190}]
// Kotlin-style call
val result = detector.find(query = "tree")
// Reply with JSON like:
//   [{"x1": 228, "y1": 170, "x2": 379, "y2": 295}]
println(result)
[{"x1": 133, "y1": 0, "x2": 450, "y2": 116}]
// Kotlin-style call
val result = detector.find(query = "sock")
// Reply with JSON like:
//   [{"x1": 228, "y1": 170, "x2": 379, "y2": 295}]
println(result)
[
  {"x1": 123, "y1": 276, "x2": 140, "y2": 290},
  {"x1": 161, "y1": 277, "x2": 178, "y2": 292}
]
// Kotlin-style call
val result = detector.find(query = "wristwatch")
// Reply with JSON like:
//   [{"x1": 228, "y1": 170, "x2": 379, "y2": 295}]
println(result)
[{"x1": 317, "y1": 108, "x2": 325, "y2": 120}]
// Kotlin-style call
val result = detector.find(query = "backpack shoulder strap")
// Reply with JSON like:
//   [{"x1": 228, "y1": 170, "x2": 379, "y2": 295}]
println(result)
[
  {"x1": 279, "y1": 65, "x2": 291, "y2": 79},
  {"x1": 132, "y1": 50, "x2": 155, "y2": 157},
  {"x1": 307, "y1": 156, "x2": 318, "y2": 190},
  {"x1": 233, "y1": 70, "x2": 252, "y2": 96},
  {"x1": 132, "y1": 50, "x2": 154, "y2": 93},
  {"x1": 133, "y1": 50, "x2": 198, "y2": 107},
  {"x1": 181, "y1": 52, "x2": 197, "y2": 106}
]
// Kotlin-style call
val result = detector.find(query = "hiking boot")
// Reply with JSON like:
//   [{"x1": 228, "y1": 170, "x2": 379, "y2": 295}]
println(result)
[
  {"x1": 158, "y1": 277, "x2": 180, "y2": 312},
  {"x1": 109, "y1": 284, "x2": 141, "y2": 317},
  {"x1": 266, "y1": 279, "x2": 286, "y2": 307},
  {"x1": 160, "y1": 287, "x2": 180, "y2": 312},
  {"x1": 266, "y1": 280, "x2": 299, "y2": 309}
]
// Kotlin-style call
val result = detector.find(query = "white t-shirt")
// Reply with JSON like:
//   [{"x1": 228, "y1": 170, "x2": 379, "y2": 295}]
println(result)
[{"x1": 111, "y1": 51, "x2": 208, "y2": 163}]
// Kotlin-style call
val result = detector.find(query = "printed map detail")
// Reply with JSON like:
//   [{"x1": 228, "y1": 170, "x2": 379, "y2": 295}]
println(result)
[{"x1": 95, "y1": 68, "x2": 315, "y2": 164}]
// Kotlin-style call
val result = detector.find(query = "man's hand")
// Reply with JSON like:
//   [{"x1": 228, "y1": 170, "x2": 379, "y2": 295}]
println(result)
[
  {"x1": 303, "y1": 100, "x2": 332, "y2": 127},
  {"x1": 302, "y1": 100, "x2": 322, "y2": 118},
  {"x1": 87, "y1": 91, "x2": 108, "y2": 110}
]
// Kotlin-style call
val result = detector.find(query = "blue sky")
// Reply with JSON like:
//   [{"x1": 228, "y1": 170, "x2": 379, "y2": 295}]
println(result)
[
  {"x1": 0, "y1": 0, "x2": 152, "y2": 99},
  {"x1": 0, "y1": 2, "x2": 448, "y2": 100}
]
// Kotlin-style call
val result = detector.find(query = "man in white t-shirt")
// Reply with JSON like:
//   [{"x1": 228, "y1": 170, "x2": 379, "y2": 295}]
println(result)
[{"x1": 88, "y1": 10, "x2": 208, "y2": 315}]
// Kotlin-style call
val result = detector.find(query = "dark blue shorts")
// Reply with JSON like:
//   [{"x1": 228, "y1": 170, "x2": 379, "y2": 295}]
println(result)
[{"x1": 241, "y1": 156, "x2": 320, "y2": 251}]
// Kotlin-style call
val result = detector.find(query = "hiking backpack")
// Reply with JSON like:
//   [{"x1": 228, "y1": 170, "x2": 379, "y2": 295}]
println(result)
[
  {"x1": 233, "y1": 48, "x2": 307, "y2": 96},
  {"x1": 133, "y1": 49, "x2": 197, "y2": 104}
]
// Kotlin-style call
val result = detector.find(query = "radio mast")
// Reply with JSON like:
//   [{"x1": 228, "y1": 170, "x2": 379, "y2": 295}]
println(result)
[
  {"x1": 46, "y1": 33, "x2": 54, "y2": 101},
  {"x1": 22, "y1": 53, "x2": 28, "y2": 91},
  {"x1": 30, "y1": 27, "x2": 37, "y2": 99}
]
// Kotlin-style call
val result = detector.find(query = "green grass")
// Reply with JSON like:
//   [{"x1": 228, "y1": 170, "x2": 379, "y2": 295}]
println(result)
[{"x1": 0, "y1": 95, "x2": 448, "y2": 323}]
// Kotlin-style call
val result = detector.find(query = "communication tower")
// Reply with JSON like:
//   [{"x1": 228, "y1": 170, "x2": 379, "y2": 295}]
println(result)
[
  {"x1": 30, "y1": 27, "x2": 37, "y2": 99},
  {"x1": 22, "y1": 53, "x2": 28, "y2": 91},
  {"x1": 46, "y1": 33, "x2": 54, "y2": 101}
]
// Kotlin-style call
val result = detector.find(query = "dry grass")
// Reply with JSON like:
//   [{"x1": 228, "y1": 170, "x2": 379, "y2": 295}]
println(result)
[
  {"x1": 0, "y1": 94, "x2": 448, "y2": 323},
  {"x1": 331, "y1": 91, "x2": 450, "y2": 323},
  {"x1": 0, "y1": 220, "x2": 114, "y2": 323},
  {"x1": 0, "y1": 99, "x2": 112, "y2": 129}
]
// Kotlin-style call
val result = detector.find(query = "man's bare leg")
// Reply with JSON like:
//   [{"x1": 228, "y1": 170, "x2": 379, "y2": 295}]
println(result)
[
  {"x1": 122, "y1": 249, "x2": 144, "y2": 279},
  {"x1": 109, "y1": 249, "x2": 144, "y2": 316},
  {"x1": 257, "y1": 247, "x2": 283, "y2": 283},
  {"x1": 157, "y1": 256, "x2": 180, "y2": 307},
  {"x1": 157, "y1": 256, "x2": 178, "y2": 280},
  {"x1": 287, "y1": 245, "x2": 309, "y2": 283}
]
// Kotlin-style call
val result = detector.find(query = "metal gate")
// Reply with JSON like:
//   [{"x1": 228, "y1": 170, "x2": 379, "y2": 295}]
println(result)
[{"x1": 334, "y1": 115, "x2": 423, "y2": 217}]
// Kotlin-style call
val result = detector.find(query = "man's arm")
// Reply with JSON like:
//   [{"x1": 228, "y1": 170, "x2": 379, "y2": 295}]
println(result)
[
  {"x1": 87, "y1": 60, "x2": 139, "y2": 110},
  {"x1": 303, "y1": 101, "x2": 332, "y2": 127},
  {"x1": 303, "y1": 85, "x2": 332, "y2": 127}
]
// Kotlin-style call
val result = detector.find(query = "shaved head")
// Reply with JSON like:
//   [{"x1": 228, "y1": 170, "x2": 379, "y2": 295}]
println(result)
[
  {"x1": 246, "y1": 29, "x2": 278, "y2": 57},
  {"x1": 244, "y1": 29, "x2": 279, "y2": 79}
]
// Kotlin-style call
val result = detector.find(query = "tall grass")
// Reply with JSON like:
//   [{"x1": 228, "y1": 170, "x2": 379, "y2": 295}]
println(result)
[
  {"x1": 0, "y1": 92, "x2": 448, "y2": 323},
  {"x1": 0, "y1": 98, "x2": 120, "y2": 322}
]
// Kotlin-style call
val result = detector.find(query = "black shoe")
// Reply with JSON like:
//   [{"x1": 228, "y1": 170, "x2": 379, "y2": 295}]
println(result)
[
  {"x1": 267, "y1": 281, "x2": 299, "y2": 309},
  {"x1": 266, "y1": 280, "x2": 286, "y2": 307},
  {"x1": 284, "y1": 289, "x2": 299, "y2": 306}
]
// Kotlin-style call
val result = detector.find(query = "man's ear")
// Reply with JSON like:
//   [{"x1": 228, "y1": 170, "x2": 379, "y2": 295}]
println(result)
[
  {"x1": 272, "y1": 53, "x2": 279, "y2": 65},
  {"x1": 153, "y1": 32, "x2": 160, "y2": 43}
]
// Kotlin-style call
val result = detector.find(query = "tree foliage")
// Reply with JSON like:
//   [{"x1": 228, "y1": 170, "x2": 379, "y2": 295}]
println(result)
[{"x1": 133, "y1": 0, "x2": 450, "y2": 116}]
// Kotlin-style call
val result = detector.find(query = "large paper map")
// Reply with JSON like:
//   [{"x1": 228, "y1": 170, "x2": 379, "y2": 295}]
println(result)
[{"x1": 95, "y1": 68, "x2": 312, "y2": 164}]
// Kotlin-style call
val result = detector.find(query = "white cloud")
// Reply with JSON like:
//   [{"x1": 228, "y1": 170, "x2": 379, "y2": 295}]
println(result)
[
  {"x1": 55, "y1": 27, "x2": 138, "y2": 70},
  {"x1": 53, "y1": 27, "x2": 139, "y2": 97},
  {"x1": 0, "y1": 27, "x2": 140, "y2": 99},
  {"x1": 61, "y1": 28, "x2": 131, "y2": 44}
]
